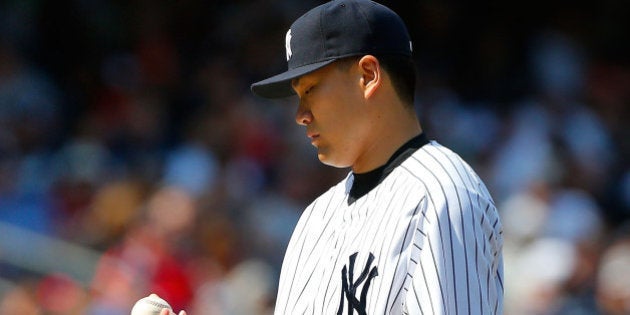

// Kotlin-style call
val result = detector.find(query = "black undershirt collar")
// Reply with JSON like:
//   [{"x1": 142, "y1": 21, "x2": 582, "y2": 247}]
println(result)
[{"x1": 348, "y1": 133, "x2": 429, "y2": 205}]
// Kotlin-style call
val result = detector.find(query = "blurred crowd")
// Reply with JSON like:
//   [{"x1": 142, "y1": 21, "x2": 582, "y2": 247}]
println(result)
[{"x1": 0, "y1": 1, "x2": 628, "y2": 314}]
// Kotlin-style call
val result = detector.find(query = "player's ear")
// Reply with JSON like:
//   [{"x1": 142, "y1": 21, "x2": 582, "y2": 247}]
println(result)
[{"x1": 358, "y1": 55, "x2": 381, "y2": 99}]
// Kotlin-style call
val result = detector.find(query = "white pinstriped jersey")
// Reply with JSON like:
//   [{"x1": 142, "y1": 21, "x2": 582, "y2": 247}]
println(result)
[{"x1": 274, "y1": 141, "x2": 503, "y2": 314}]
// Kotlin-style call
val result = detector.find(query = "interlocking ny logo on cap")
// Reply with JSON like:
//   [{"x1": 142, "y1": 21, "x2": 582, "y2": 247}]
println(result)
[{"x1": 285, "y1": 29, "x2": 292, "y2": 61}]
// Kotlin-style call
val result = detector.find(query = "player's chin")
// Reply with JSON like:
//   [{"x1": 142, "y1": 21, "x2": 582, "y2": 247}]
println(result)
[{"x1": 318, "y1": 152, "x2": 352, "y2": 169}]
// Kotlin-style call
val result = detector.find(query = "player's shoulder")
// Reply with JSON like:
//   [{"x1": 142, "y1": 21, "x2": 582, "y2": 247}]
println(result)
[
  {"x1": 397, "y1": 140, "x2": 442, "y2": 173},
  {"x1": 398, "y1": 140, "x2": 480, "y2": 185},
  {"x1": 402, "y1": 140, "x2": 468, "y2": 168}
]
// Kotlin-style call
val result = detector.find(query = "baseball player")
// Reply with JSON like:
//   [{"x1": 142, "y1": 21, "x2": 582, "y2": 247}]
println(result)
[
  {"x1": 250, "y1": 0, "x2": 504, "y2": 314},
  {"x1": 159, "y1": 0, "x2": 503, "y2": 314}
]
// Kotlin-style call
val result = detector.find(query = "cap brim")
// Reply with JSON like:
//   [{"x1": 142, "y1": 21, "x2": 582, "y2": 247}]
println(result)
[{"x1": 251, "y1": 59, "x2": 337, "y2": 99}]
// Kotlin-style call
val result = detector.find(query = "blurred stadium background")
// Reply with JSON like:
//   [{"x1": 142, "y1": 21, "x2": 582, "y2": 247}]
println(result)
[{"x1": 0, "y1": 1, "x2": 628, "y2": 314}]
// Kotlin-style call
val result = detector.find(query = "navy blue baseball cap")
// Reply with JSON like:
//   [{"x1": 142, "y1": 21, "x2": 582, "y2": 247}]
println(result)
[{"x1": 251, "y1": 0, "x2": 413, "y2": 99}]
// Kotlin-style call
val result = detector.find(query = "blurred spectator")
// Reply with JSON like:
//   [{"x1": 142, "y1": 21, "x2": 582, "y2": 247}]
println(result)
[
  {"x1": 163, "y1": 142, "x2": 219, "y2": 197},
  {"x1": 88, "y1": 186, "x2": 196, "y2": 314},
  {"x1": 0, "y1": 281, "x2": 41, "y2": 315},
  {"x1": 36, "y1": 273, "x2": 87, "y2": 314},
  {"x1": 596, "y1": 227, "x2": 630, "y2": 315}
]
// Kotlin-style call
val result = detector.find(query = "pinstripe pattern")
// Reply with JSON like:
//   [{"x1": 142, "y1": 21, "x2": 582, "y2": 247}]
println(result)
[{"x1": 274, "y1": 141, "x2": 503, "y2": 314}]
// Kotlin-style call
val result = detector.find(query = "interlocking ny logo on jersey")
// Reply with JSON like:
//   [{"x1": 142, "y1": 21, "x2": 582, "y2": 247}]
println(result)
[
  {"x1": 338, "y1": 252, "x2": 379, "y2": 315},
  {"x1": 285, "y1": 29, "x2": 292, "y2": 61}
]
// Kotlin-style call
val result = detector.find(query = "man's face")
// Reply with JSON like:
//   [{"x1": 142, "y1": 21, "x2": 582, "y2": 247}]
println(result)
[{"x1": 291, "y1": 62, "x2": 373, "y2": 169}]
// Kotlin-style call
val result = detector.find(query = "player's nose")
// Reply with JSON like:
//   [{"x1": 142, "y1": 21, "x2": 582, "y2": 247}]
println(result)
[{"x1": 295, "y1": 102, "x2": 313, "y2": 126}]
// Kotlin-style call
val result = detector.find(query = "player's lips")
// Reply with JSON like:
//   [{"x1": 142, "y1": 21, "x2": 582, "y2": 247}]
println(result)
[{"x1": 307, "y1": 133, "x2": 319, "y2": 144}]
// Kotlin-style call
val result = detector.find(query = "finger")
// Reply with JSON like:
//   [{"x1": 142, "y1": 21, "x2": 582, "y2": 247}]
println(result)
[
  {"x1": 159, "y1": 308, "x2": 171, "y2": 315},
  {"x1": 179, "y1": 311, "x2": 187, "y2": 315}
]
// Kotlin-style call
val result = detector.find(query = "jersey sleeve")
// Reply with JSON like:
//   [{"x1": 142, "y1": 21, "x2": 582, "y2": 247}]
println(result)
[{"x1": 403, "y1": 187, "x2": 504, "y2": 315}]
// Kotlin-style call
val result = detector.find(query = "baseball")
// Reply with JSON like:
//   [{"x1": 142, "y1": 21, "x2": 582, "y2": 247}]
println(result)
[{"x1": 130, "y1": 294, "x2": 172, "y2": 315}]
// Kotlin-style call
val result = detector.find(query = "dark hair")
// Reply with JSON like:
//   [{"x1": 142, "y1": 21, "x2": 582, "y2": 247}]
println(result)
[{"x1": 336, "y1": 54, "x2": 416, "y2": 106}]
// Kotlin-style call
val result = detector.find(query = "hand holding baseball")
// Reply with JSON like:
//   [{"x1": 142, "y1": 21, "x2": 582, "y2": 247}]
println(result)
[
  {"x1": 131, "y1": 294, "x2": 187, "y2": 315},
  {"x1": 159, "y1": 309, "x2": 187, "y2": 315}
]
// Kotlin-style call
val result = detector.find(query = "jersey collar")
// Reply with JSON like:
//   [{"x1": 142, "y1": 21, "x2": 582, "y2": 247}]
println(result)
[{"x1": 348, "y1": 133, "x2": 429, "y2": 205}]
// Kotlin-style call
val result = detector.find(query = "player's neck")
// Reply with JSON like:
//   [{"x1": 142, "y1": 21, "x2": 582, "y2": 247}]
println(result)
[{"x1": 352, "y1": 111, "x2": 422, "y2": 174}]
